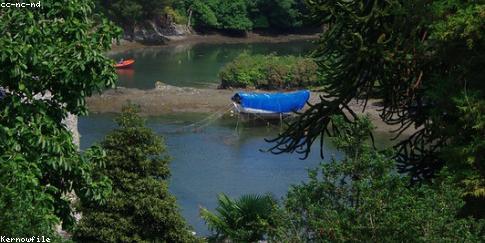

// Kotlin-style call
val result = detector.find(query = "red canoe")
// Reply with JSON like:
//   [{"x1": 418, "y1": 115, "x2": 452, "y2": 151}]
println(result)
[{"x1": 114, "y1": 59, "x2": 135, "y2": 68}]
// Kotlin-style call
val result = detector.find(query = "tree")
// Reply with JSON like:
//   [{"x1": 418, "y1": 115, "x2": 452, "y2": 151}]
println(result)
[
  {"x1": 0, "y1": 0, "x2": 119, "y2": 235},
  {"x1": 187, "y1": 0, "x2": 219, "y2": 29},
  {"x1": 200, "y1": 193, "x2": 281, "y2": 242},
  {"x1": 209, "y1": 0, "x2": 252, "y2": 32},
  {"x1": 97, "y1": 0, "x2": 143, "y2": 31},
  {"x1": 95, "y1": 0, "x2": 173, "y2": 37},
  {"x1": 280, "y1": 116, "x2": 484, "y2": 242},
  {"x1": 183, "y1": 0, "x2": 252, "y2": 32},
  {"x1": 268, "y1": 0, "x2": 485, "y2": 214},
  {"x1": 137, "y1": 0, "x2": 174, "y2": 19},
  {"x1": 249, "y1": 0, "x2": 303, "y2": 30},
  {"x1": 74, "y1": 104, "x2": 196, "y2": 242}
]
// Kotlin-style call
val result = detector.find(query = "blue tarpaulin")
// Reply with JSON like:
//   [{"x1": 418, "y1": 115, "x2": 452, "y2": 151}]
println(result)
[{"x1": 232, "y1": 90, "x2": 310, "y2": 113}]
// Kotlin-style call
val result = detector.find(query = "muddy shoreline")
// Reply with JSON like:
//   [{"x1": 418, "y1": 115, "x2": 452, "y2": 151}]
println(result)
[
  {"x1": 86, "y1": 84, "x2": 414, "y2": 134},
  {"x1": 109, "y1": 32, "x2": 320, "y2": 54}
]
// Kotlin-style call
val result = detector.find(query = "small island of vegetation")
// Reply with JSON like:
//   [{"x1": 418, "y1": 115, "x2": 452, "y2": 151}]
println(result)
[{"x1": 219, "y1": 53, "x2": 318, "y2": 89}]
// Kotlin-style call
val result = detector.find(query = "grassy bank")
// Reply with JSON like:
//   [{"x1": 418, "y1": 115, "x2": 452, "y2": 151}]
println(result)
[{"x1": 219, "y1": 53, "x2": 319, "y2": 89}]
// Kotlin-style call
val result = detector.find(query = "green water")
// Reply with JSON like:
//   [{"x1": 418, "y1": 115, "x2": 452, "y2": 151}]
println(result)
[{"x1": 111, "y1": 40, "x2": 315, "y2": 89}]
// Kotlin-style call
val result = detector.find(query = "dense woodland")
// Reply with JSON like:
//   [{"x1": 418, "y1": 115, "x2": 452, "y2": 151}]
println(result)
[
  {"x1": 0, "y1": 0, "x2": 484, "y2": 242},
  {"x1": 95, "y1": 0, "x2": 311, "y2": 34}
]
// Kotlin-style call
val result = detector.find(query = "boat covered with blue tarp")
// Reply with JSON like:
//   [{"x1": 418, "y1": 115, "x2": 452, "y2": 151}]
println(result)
[{"x1": 231, "y1": 90, "x2": 310, "y2": 117}]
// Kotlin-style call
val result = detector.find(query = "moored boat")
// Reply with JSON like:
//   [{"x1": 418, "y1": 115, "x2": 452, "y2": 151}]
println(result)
[
  {"x1": 114, "y1": 59, "x2": 135, "y2": 68},
  {"x1": 231, "y1": 90, "x2": 310, "y2": 119}
]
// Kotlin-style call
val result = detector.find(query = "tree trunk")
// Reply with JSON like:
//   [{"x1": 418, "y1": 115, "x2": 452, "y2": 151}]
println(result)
[{"x1": 187, "y1": 8, "x2": 193, "y2": 28}]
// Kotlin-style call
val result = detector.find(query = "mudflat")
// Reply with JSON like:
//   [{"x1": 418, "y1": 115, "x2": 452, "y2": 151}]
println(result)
[{"x1": 86, "y1": 83, "x2": 415, "y2": 135}]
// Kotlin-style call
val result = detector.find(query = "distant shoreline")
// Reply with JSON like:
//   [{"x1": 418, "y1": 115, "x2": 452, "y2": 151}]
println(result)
[{"x1": 109, "y1": 32, "x2": 320, "y2": 54}]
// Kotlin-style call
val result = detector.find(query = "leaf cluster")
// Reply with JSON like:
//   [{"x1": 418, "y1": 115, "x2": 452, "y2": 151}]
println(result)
[
  {"x1": 0, "y1": 0, "x2": 120, "y2": 235},
  {"x1": 201, "y1": 193, "x2": 281, "y2": 242}
]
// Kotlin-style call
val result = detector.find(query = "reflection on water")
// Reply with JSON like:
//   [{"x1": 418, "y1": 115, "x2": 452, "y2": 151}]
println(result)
[
  {"x1": 115, "y1": 68, "x2": 135, "y2": 82},
  {"x1": 110, "y1": 40, "x2": 315, "y2": 89}
]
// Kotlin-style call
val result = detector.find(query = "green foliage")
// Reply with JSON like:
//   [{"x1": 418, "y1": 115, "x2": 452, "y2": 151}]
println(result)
[
  {"x1": 249, "y1": 0, "x2": 303, "y2": 30},
  {"x1": 97, "y1": 0, "x2": 173, "y2": 22},
  {"x1": 184, "y1": 0, "x2": 252, "y2": 32},
  {"x1": 190, "y1": 0, "x2": 219, "y2": 28},
  {"x1": 280, "y1": 116, "x2": 485, "y2": 242},
  {"x1": 163, "y1": 6, "x2": 188, "y2": 25},
  {"x1": 268, "y1": 0, "x2": 485, "y2": 214},
  {"x1": 219, "y1": 53, "x2": 318, "y2": 89},
  {"x1": 0, "y1": 0, "x2": 119, "y2": 235},
  {"x1": 443, "y1": 91, "x2": 485, "y2": 215},
  {"x1": 0, "y1": 154, "x2": 57, "y2": 237},
  {"x1": 200, "y1": 193, "x2": 281, "y2": 242},
  {"x1": 175, "y1": 0, "x2": 308, "y2": 32},
  {"x1": 74, "y1": 104, "x2": 196, "y2": 243},
  {"x1": 95, "y1": 0, "x2": 311, "y2": 33},
  {"x1": 209, "y1": 0, "x2": 252, "y2": 32}
]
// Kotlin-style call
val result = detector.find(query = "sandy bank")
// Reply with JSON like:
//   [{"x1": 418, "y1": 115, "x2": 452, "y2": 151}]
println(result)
[
  {"x1": 109, "y1": 32, "x2": 319, "y2": 54},
  {"x1": 88, "y1": 84, "x2": 233, "y2": 114},
  {"x1": 86, "y1": 84, "x2": 414, "y2": 135}
]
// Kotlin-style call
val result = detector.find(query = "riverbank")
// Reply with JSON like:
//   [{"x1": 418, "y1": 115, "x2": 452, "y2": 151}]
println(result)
[
  {"x1": 86, "y1": 84, "x2": 414, "y2": 135},
  {"x1": 109, "y1": 32, "x2": 319, "y2": 54}
]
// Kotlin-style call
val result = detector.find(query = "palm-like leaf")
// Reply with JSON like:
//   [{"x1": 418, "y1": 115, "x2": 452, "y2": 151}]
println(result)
[{"x1": 200, "y1": 193, "x2": 278, "y2": 242}]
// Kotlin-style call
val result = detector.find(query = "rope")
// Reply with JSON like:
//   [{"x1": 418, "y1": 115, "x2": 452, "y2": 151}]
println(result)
[
  {"x1": 167, "y1": 103, "x2": 295, "y2": 134},
  {"x1": 174, "y1": 104, "x2": 234, "y2": 133},
  {"x1": 236, "y1": 110, "x2": 295, "y2": 132}
]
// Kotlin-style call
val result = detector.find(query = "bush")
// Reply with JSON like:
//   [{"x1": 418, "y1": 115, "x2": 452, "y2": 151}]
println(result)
[
  {"x1": 278, "y1": 116, "x2": 485, "y2": 242},
  {"x1": 73, "y1": 104, "x2": 196, "y2": 243},
  {"x1": 219, "y1": 53, "x2": 318, "y2": 89}
]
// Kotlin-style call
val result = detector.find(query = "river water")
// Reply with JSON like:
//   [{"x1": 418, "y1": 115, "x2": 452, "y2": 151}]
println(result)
[
  {"x1": 110, "y1": 40, "x2": 315, "y2": 89},
  {"x1": 81, "y1": 40, "x2": 391, "y2": 235},
  {"x1": 79, "y1": 113, "x2": 332, "y2": 235}
]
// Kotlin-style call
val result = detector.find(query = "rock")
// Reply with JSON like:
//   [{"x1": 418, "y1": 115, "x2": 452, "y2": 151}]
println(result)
[
  {"x1": 129, "y1": 16, "x2": 192, "y2": 44},
  {"x1": 155, "y1": 81, "x2": 173, "y2": 91},
  {"x1": 133, "y1": 22, "x2": 169, "y2": 45},
  {"x1": 154, "y1": 81, "x2": 200, "y2": 94},
  {"x1": 32, "y1": 91, "x2": 80, "y2": 149},
  {"x1": 63, "y1": 113, "x2": 79, "y2": 148}
]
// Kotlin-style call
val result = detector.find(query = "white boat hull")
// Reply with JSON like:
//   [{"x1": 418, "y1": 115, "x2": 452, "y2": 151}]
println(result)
[{"x1": 233, "y1": 103, "x2": 293, "y2": 119}]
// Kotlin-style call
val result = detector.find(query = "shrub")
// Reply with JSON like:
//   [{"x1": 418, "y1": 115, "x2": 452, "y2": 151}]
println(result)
[
  {"x1": 200, "y1": 193, "x2": 282, "y2": 242},
  {"x1": 219, "y1": 53, "x2": 318, "y2": 89},
  {"x1": 279, "y1": 116, "x2": 485, "y2": 242},
  {"x1": 73, "y1": 104, "x2": 196, "y2": 243}
]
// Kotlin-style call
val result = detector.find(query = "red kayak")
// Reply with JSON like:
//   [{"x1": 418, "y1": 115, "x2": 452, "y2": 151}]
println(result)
[{"x1": 114, "y1": 59, "x2": 135, "y2": 68}]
